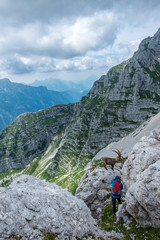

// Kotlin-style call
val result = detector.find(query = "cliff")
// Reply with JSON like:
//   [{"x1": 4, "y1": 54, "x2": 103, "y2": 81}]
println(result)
[
  {"x1": 0, "y1": 103, "x2": 74, "y2": 173},
  {"x1": 118, "y1": 128, "x2": 160, "y2": 228},
  {"x1": 47, "y1": 28, "x2": 160, "y2": 183},
  {"x1": 0, "y1": 29, "x2": 160, "y2": 191}
]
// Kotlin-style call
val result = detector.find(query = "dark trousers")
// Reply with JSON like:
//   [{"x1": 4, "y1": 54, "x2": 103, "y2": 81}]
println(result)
[{"x1": 112, "y1": 196, "x2": 121, "y2": 216}]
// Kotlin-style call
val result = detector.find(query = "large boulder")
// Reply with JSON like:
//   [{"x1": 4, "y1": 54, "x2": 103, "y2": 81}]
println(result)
[
  {"x1": 125, "y1": 160, "x2": 160, "y2": 227},
  {"x1": 0, "y1": 175, "x2": 122, "y2": 240},
  {"x1": 76, "y1": 166, "x2": 122, "y2": 219},
  {"x1": 120, "y1": 129, "x2": 160, "y2": 227}
]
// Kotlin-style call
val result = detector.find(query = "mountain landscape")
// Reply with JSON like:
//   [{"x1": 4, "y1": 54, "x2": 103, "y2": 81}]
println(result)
[
  {"x1": 0, "y1": 78, "x2": 88, "y2": 131},
  {"x1": 0, "y1": 29, "x2": 160, "y2": 185},
  {"x1": 0, "y1": 28, "x2": 160, "y2": 239},
  {"x1": 30, "y1": 76, "x2": 97, "y2": 92},
  {"x1": 30, "y1": 76, "x2": 97, "y2": 103}
]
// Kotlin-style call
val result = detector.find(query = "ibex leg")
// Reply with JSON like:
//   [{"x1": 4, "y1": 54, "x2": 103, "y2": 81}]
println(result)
[{"x1": 104, "y1": 163, "x2": 107, "y2": 170}]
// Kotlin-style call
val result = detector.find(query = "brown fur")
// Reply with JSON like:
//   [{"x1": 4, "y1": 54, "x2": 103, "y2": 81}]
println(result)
[{"x1": 101, "y1": 149, "x2": 125, "y2": 170}]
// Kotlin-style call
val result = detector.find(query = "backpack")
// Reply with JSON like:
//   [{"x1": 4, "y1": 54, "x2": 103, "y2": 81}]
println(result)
[{"x1": 112, "y1": 180, "x2": 121, "y2": 195}]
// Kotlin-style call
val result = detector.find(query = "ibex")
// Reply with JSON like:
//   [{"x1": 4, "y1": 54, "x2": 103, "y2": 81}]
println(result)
[{"x1": 101, "y1": 149, "x2": 125, "y2": 170}]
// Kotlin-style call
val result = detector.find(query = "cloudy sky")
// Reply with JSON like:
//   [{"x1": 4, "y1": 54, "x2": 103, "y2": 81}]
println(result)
[{"x1": 0, "y1": 0, "x2": 159, "y2": 84}]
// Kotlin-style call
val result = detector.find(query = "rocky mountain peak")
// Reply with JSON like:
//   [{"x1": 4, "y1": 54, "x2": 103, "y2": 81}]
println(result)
[
  {"x1": 0, "y1": 78, "x2": 11, "y2": 85},
  {"x1": 148, "y1": 28, "x2": 160, "y2": 52},
  {"x1": 0, "y1": 29, "x2": 160, "y2": 192}
]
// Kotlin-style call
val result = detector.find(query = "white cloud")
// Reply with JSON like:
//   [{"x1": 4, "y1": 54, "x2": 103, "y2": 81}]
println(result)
[
  {"x1": 0, "y1": 55, "x2": 56, "y2": 74},
  {"x1": 61, "y1": 11, "x2": 117, "y2": 56},
  {"x1": 55, "y1": 56, "x2": 111, "y2": 72},
  {"x1": 0, "y1": 0, "x2": 159, "y2": 83},
  {"x1": 0, "y1": 10, "x2": 118, "y2": 59}
]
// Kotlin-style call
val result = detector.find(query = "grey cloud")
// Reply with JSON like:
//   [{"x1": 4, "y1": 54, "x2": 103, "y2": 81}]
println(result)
[
  {"x1": 0, "y1": 0, "x2": 114, "y2": 24},
  {"x1": 0, "y1": 0, "x2": 159, "y2": 23},
  {"x1": 2, "y1": 57, "x2": 35, "y2": 74},
  {"x1": 0, "y1": 0, "x2": 159, "y2": 77},
  {"x1": 0, "y1": 9, "x2": 118, "y2": 59},
  {"x1": 1, "y1": 56, "x2": 56, "y2": 75}
]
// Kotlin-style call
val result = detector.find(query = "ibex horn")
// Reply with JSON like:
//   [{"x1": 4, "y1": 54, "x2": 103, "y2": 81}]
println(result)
[{"x1": 113, "y1": 148, "x2": 121, "y2": 155}]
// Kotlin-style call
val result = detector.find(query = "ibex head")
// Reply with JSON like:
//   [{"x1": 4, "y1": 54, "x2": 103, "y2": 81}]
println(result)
[{"x1": 112, "y1": 148, "x2": 125, "y2": 163}]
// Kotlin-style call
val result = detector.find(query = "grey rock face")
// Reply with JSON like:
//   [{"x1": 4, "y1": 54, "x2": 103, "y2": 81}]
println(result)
[
  {"x1": 51, "y1": 28, "x2": 160, "y2": 169},
  {"x1": 94, "y1": 111, "x2": 160, "y2": 162},
  {"x1": 121, "y1": 129, "x2": 160, "y2": 227},
  {"x1": 125, "y1": 161, "x2": 160, "y2": 227},
  {"x1": 76, "y1": 167, "x2": 122, "y2": 219},
  {"x1": 1, "y1": 29, "x2": 160, "y2": 182},
  {"x1": 122, "y1": 129, "x2": 160, "y2": 189},
  {"x1": 0, "y1": 175, "x2": 123, "y2": 240},
  {"x1": 0, "y1": 103, "x2": 74, "y2": 173}
]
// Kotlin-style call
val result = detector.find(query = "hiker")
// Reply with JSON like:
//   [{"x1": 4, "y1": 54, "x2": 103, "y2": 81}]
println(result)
[{"x1": 111, "y1": 175, "x2": 123, "y2": 216}]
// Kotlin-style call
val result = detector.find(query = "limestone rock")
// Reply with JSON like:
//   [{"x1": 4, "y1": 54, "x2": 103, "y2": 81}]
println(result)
[
  {"x1": 94, "y1": 111, "x2": 160, "y2": 162},
  {"x1": 121, "y1": 129, "x2": 160, "y2": 227},
  {"x1": 49, "y1": 28, "x2": 160, "y2": 174},
  {"x1": 0, "y1": 103, "x2": 74, "y2": 173},
  {"x1": 76, "y1": 167, "x2": 122, "y2": 219},
  {"x1": 122, "y1": 128, "x2": 160, "y2": 189},
  {"x1": 1, "y1": 28, "x2": 160, "y2": 188},
  {"x1": 0, "y1": 175, "x2": 123, "y2": 240},
  {"x1": 125, "y1": 160, "x2": 160, "y2": 227}
]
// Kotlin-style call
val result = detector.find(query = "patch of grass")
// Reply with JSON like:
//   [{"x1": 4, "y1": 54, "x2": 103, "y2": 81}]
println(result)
[
  {"x1": 0, "y1": 168, "x2": 24, "y2": 181},
  {"x1": 98, "y1": 203, "x2": 116, "y2": 231},
  {"x1": 42, "y1": 233, "x2": 57, "y2": 240},
  {"x1": 51, "y1": 160, "x2": 87, "y2": 194},
  {"x1": 41, "y1": 169, "x2": 54, "y2": 181},
  {"x1": 0, "y1": 168, "x2": 25, "y2": 187},
  {"x1": 98, "y1": 204, "x2": 160, "y2": 240},
  {"x1": 139, "y1": 90, "x2": 160, "y2": 101},
  {"x1": 70, "y1": 182, "x2": 79, "y2": 195},
  {"x1": 142, "y1": 61, "x2": 160, "y2": 82},
  {"x1": 24, "y1": 159, "x2": 39, "y2": 175},
  {"x1": 54, "y1": 167, "x2": 86, "y2": 195},
  {"x1": 109, "y1": 60, "x2": 129, "y2": 86}
]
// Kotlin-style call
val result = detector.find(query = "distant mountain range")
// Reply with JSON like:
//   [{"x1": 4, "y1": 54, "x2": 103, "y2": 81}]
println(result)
[
  {"x1": 0, "y1": 79, "x2": 73, "y2": 131},
  {"x1": 30, "y1": 76, "x2": 97, "y2": 102},
  {"x1": 0, "y1": 28, "x2": 160, "y2": 193},
  {"x1": 30, "y1": 76, "x2": 97, "y2": 92},
  {"x1": 0, "y1": 76, "x2": 97, "y2": 131}
]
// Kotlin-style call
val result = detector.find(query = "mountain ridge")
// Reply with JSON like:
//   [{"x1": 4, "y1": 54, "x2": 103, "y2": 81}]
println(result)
[
  {"x1": 0, "y1": 28, "x2": 160, "y2": 192},
  {"x1": 30, "y1": 75, "x2": 97, "y2": 92},
  {"x1": 0, "y1": 78, "x2": 77, "y2": 131},
  {"x1": 46, "y1": 28, "x2": 160, "y2": 186}
]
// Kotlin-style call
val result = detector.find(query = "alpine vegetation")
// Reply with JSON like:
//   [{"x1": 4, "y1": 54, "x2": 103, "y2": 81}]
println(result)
[
  {"x1": 0, "y1": 28, "x2": 160, "y2": 240},
  {"x1": 0, "y1": 29, "x2": 160, "y2": 190}
]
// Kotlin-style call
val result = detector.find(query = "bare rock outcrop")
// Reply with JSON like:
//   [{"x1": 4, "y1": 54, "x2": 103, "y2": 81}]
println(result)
[
  {"x1": 76, "y1": 166, "x2": 122, "y2": 219},
  {"x1": 122, "y1": 129, "x2": 160, "y2": 189},
  {"x1": 0, "y1": 175, "x2": 123, "y2": 240},
  {"x1": 120, "y1": 129, "x2": 160, "y2": 227}
]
